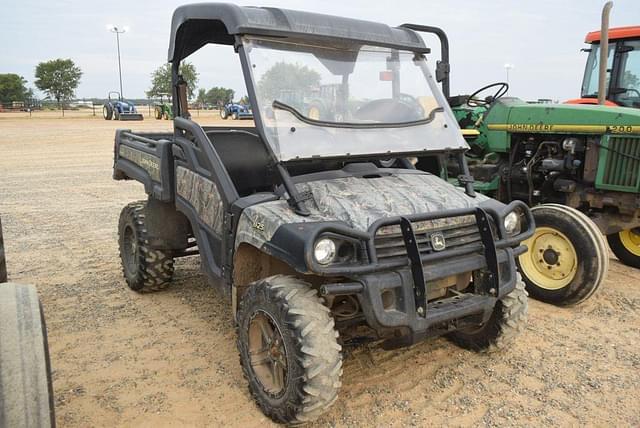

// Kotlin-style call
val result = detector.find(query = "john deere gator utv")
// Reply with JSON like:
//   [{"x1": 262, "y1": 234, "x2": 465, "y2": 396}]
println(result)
[
  {"x1": 410, "y1": 9, "x2": 640, "y2": 306},
  {"x1": 112, "y1": 4, "x2": 534, "y2": 423}
]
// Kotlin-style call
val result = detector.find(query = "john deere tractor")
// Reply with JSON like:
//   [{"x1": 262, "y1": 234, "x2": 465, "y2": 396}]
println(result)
[
  {"x1": 406, "y1": 22, "x2": 640, "y2": 306},
  {"x1": 153, "y1": 93, "x2": 173, "y2": 120}
]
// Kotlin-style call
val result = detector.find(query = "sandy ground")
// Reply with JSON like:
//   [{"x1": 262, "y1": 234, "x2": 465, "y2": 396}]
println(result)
[{"x1": 0, "y1": 113, "x2": 639, "y2": 427}]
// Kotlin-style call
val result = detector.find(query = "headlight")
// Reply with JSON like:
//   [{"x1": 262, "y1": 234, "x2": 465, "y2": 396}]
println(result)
[
  {"x1": 314, "y1": 238, "x2": 336, "y2": 265},
  {"x1": 504, "y1": 211, "x2": 521, "y2": 234}
]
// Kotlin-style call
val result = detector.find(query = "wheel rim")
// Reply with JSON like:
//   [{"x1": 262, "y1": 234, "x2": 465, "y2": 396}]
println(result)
[
  {"x1": 519, "y1": 226, "x2": 578, "y2": 290},
  {"x1": 619, "y1": 229, "x2": 640, "y2": 257},
  {"x1": 122, "y1": 225, "x2": 137, "y2": 276},
  {"x1": 248, "y1": 310, "x2": 287, "y2": 397}
]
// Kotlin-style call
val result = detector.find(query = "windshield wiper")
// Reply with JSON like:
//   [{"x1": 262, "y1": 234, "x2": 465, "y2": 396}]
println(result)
[{"x1": 272, "y1": 100, "x2": 444, "y2": 129}]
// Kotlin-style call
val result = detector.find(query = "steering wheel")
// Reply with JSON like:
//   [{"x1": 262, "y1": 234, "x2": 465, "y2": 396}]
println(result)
[
  {"x1": 354, "y1": 94, "x2": 424, "y2": 122},
  {"x1": 467, "y1": 82, "x2": 509, "y2": 107},
  {"x1": 623, "y1": 88, "x2": 640, "y2": 98}
]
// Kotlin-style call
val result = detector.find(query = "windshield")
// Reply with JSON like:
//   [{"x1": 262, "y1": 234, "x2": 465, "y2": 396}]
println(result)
[
  {"x1": 615, "y1": 40, "x2": 640, "y2": 107},
  {"x1": 581, "y1": 43, "x2": 615, "y2": 98},
  {"x1": 243, "y1": 37, "x2": 467, "y2": 161}
]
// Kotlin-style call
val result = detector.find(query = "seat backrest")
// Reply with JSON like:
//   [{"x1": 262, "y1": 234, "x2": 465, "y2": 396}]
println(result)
[{"x1": 206, "y1": 129, "x2": 274, "y2": 196}]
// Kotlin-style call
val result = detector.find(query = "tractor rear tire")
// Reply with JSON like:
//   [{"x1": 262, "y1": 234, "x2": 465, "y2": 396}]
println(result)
[
  {"x1": 103, "y1": 104, "x2": 113, "y2": 120},
  {"x1": 517, "y1": 204, "x2": 607, "y2": 305},
  {"x1": 448, "y1": 275, "x2": 527, "y2": 353},
  {"x1": 237, "y1": 275, "x2": 342, "y2": 425},
  {"x1": 607, "y1": 229, "x2": 640, "y2": 268},
  {"x1": 154, "y1": 106, "x2": 163, "y2": 120},
  {"x1": 0, "y1": 283, "x2": 55, "y2": 428},
  {"x1": 220, "y1": 108, "x2": 228, "y2": 119},
  {"x1": 118, "y1": 201, "x2": 174, "y2": 293}
]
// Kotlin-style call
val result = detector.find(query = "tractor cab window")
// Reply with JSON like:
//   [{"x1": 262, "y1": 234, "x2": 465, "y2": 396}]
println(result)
[
  {"x1": 581, "y1": 42, "x2": 615, "y2": 99},
  {"x1": 614, "y1": 40, "x2": 640, "y2": 107}
]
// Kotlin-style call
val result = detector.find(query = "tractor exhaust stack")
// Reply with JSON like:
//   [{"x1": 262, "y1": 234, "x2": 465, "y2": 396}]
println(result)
[{"x1": 598, "y1": 1, "x2": 613, "y2": 105}]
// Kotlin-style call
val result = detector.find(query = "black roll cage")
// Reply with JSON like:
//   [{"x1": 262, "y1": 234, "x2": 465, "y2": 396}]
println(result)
[{"x1": 168, "y1": 8, "x2": 465, "y2": 214}]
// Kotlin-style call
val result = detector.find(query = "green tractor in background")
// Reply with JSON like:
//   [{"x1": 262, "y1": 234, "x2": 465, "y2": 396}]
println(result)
[
  {"x1": 153, "y1": 93, "x2": 173, "y2": 120},
  {"x1": 407, "y1": 19, "x2": 640, "y2": 306}
]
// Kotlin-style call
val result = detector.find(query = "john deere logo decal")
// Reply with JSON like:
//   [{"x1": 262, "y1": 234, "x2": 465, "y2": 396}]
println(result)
[{"x1": 431, "y1": 232, "x2": 446, "y2": 251}]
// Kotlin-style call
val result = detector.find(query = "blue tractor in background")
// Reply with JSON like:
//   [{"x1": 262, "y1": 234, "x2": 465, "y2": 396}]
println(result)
[
  {"x1": 103, "y1": 92, "x2": 143, "y2": 121},
  {"x1": 219, "y1": 102, "x2": 252, "y2": 120}
]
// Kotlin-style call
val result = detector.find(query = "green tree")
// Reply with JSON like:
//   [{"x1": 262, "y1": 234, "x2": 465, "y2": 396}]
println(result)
[
  {"x1": 205, "y1": 86, "x2": 234, "y2": 106},
  {"x1": 147, "y1": 63, "x2": 198, "y2": 99},
  {"x1": 0, "y1": 74, "x2": 30, "y2": 103},
  {"x1": 34, "y1": 59, "x2": 82, "y2": 113},
  {"x1": 257, "y1": 62, "x2": 321, "y2": 100},
  {"x1": 196, "y1": 88, "x2": 207, "y2": 106}
]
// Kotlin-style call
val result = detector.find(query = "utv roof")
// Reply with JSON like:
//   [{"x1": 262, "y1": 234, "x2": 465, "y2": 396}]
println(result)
[{"x1": 168, "y1": 3, "x2": 428, "y2": 62}]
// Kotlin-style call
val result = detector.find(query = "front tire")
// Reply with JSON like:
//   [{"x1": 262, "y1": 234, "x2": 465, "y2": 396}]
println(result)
[
  {"x1": 517, "y1": 204, "x2": 607, "y2": 305},
  {"x1": 237, "y1": 275, "x2": 342, "y2": 424},
  {"x1": 449, "y1": 275, "x2": 528, "y2": 352},
  {"x1": 232, "y1": 111, "x2": 239, "y2": 120},
  {"x1": 607, "y1": 228, "x2": 640, "y2": 268},
  {"x1": 220, "y1": 108, "x2": 228, "y2": 119},
  {"x1": 154, "y1": 106, "x2": 163, "y2": 120},
  {"x1": 118, "y1": 201, "x2": 174, "y2": 292}
]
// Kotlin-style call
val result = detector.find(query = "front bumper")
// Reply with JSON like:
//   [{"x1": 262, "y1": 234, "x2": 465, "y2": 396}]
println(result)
[{"x1": 295, "y1": 201, "x2": 534, "y2": 347}]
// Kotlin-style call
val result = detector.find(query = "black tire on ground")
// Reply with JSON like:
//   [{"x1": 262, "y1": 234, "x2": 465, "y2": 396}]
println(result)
[
  {"x1": 0, "y1": 283, "x2": 55, "y2": 427},
  {"x1": 517, "y1": 204, "x2": 607, "y2": 306},
  {"x1": 232, "y1": 111, "x2": 239, "y2": 120},
  {"x1": 220, "y1": 108, "x2": 228, "y2": 119},
  {"x1": 448, "y1": 275, "x2": 528, "y2": 352},
  {"x1": 154, "y1": 106, "x2": 163, "y2": 120},
  {"x1": 607, "y1": 229, "x2": 640, "y2": 269},
  {"x1": 114, "y1": 109, "x2": 120, "y2": 120},
  {"x1": 103, "y1": 104, "x2": 113, "y2": 120},
  {"x1": 163, "y1": 111, "x2": 170, "y2": 120},
  {"x1": 118, "y1": 201, "x2": 174, "y2": 293},
  {"x1": 237, "y1": 275, "x2": 342, "y2": 425}
]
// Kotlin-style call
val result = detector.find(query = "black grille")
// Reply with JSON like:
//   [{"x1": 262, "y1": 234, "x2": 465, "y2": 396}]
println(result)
[{"x1": 374, "y1": 219, "x2": 482, "y2": 262}]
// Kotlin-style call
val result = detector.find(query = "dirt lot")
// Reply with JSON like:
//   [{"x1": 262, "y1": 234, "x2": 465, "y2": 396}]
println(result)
[{"x1": 1, "y1": 112, "x2": 639, "y2": 427}]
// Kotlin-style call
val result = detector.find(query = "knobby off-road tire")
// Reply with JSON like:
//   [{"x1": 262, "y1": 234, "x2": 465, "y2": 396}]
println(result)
[
  {"x1": 0, "y1": 283, "x2": 55, "y2": 428},
  {"x1": 237, "y1": 275, "x2": 342, "y2": 425},
  {"x1": 517, "y1": 204, "x2": 608, "y2": 306},
  {"x1": 607, "y1": 228, "x2": 640, "y2": 269},
  {"x1": 449, "y1": 275, "x2": 527, "y2": 353},
  {"x1": 232, "y1": 111, "x2": 239, "y2": 120},
  {"x1": 118, "y1": 201, "x2": 174, "y2": 293},
  {"x1": 220, "y1": 108, "x2": 228, "y2": 119}
]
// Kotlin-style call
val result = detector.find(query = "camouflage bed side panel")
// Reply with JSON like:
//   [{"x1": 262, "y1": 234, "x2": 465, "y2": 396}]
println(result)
[
  {"x1": 118, "y1": 145, "x2": 161, "y2": 182},
  {"x1": 176, "y1": 166, "x2": 224, "y2": 235},
  {"x1": 235, "y1": 173, "x2": 490, "y2": 249}
]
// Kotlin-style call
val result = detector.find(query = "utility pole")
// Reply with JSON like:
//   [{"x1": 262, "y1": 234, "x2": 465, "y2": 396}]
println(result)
[{"x1": 107, "y1": 25, "x2": 128, "y2": 99}]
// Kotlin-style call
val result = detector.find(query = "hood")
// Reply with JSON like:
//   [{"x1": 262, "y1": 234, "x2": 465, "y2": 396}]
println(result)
[
  {"x1": 490, "y1": 98, "x2": 640, "y2": 132},
  {"x1": 300, "y1": 173, "x2": 490, "y2": 231},
  {"x1": 236, "y1": 172, "x2": 492, "y2": 248}
]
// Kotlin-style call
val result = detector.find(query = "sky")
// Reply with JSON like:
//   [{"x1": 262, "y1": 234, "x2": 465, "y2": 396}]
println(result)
[{"x1": 1, "y1": 0, "x2": 639, "y2": 102}]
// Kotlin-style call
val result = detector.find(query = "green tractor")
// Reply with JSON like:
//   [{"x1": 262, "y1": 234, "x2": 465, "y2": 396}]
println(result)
[
  {"x1": 406, "y1": 22, "x2": 640, "y2": 306},
  {"x1": 153, "y1": 93, "x2": 173, "y2": 120}
]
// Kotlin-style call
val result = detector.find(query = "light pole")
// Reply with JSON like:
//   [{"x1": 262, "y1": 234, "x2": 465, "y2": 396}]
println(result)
[
  {"x1": 504, "y1": 63, "x2": 514, "y2": 86},
  {"x1": 107, "y1": 25, "x2": 129, "y2": 99}
]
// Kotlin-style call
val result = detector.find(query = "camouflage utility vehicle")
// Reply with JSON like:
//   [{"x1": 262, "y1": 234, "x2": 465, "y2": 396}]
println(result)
[{"x1": 113, "y1": 3, "x2": 535, "y2": 423}]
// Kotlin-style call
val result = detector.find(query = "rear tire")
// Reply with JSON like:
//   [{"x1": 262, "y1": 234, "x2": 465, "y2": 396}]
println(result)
[
  {"x1": 0, "y1": 283, "x2": 55, "y2": 427},
  {"x1": 118, "y1": 201, "x2": 174, "y2": 292},
  {"x1": 449, "y1": 275, "x2": 528, "y2": 352},
  {"x1": 517, "y1": 204, "x2": 607, "y2": 305},
  {"x1": 607, "y1": 229, "x2": 640, "y2": 268},
  {"x1": 237, "y1": 275, "x2": 342, "y2": 424},
  {"x1": 103, "y1": 104, "x2": 113, "y2": 120}
]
